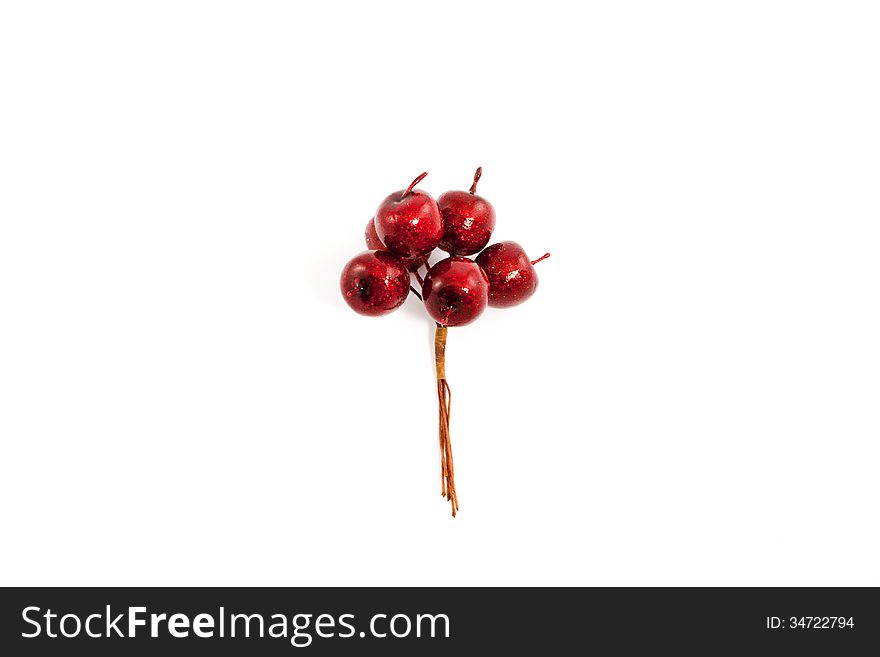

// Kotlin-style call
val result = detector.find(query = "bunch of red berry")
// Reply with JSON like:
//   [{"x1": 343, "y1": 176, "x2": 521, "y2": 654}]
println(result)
[{"x1": 340, "y1": 168, "x2": 549, "y2": 516}]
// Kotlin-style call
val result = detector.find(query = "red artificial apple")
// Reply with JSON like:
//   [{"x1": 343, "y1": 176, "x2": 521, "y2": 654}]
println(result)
[
  {"x1": 475, "y1": 241, "x2": 550, "y2": 308},
  {"x1": 374, "y1": 172, "x2": 443, "y2": 259},
  {"x1": 421, "y1": 256, "x2": 489, "y2": 327},
  {"x1": 364, "y1": 218, "x2": 384, "y2": 250},
  {"x1": 340, "y1": 250, "x2": 410, "y2": 316},
  {"x1": 437, "y1": 166, "x2": 496, "y2": 256}
]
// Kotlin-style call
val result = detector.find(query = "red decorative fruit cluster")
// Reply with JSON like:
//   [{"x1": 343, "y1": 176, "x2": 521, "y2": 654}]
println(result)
[{"x1": 340, "y1": 168, "x2": 550, "y2": 516}]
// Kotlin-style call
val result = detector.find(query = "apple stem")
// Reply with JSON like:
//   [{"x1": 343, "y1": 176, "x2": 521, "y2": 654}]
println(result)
[
  {"x1": 469, "y1": 166, "x2": 482, "y2": 194},
  {"x1": 435, "y1": 324, "x2": 458, "y2": 517},
  {"x1": 413, "y1": 268, "x2": 425, "y2": 287},
  {"x1": 531, "y1": 252, "x2": 551, "y2": 266},
  {"x1": 402, "y1": 172, "x2": 428, "y2": 199},
  {"x1": 412, "y1": 255, "x2": 429, "y2": 276},
  {"x1": 409, "y1": 285, "x2": 422, "y2": 301}
]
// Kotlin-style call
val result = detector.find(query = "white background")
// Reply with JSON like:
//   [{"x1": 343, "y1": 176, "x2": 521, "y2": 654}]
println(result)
[{"x1": 1, "y1": 2, "x2": 878, "y2": 586}]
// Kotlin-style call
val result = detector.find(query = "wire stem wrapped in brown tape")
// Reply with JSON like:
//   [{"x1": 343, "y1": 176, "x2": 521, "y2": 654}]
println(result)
[{"x1": 434, "y1": 324, "x2": 458, "y2": 516}]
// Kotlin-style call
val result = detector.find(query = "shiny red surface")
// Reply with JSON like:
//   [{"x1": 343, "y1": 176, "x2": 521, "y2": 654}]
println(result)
[
  {"x1": 421, "y1": 256, "x2": 489, "y2": 327},
  {"x1": 340, "y1": 250, "x2": 410, "y2": 316},
  {"x1": 475, "y1": 241, "x2": 539, "y2": 308},
  {"x1": 437, "y1": 190, "x2": 496, "y2": 256},
  {"x1": 437, "y1": 169, "x2": 495, "y2": 256},
  {"x1": 364, "y1": 217, "x2": 425, "y2": 272},
  {"x1": 374, "y1": 176, "x2": 443, "y2": 259},
  {"x1": 364, "y1": 217, "x2": 384, "y2": 250}
]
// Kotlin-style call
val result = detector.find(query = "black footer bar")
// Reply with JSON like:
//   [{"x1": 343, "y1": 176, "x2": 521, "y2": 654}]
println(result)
[{"x1": 1, "y1": 587, "x2": 877, "y2": 654}]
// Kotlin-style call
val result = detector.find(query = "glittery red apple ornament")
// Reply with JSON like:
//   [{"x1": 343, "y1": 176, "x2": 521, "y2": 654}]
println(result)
[
  {"x1": 475, "y1": 241, "x2": 550, "y2": 308},
  {"x1": 374, "y1": 172, "x2": 443, "y2": 260},
  {"x1": 341, "y1": 168, "x2": 550, "y2": 517},
  {"x1": 437, "y1": 166, "x2": 496, "y2": 256},
  {"x1": 422, "y1": 257, "x2": 489, "y2": 327},
  {"x1": 339, "y1": 250, "x2": 410, "y2": 316}
]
